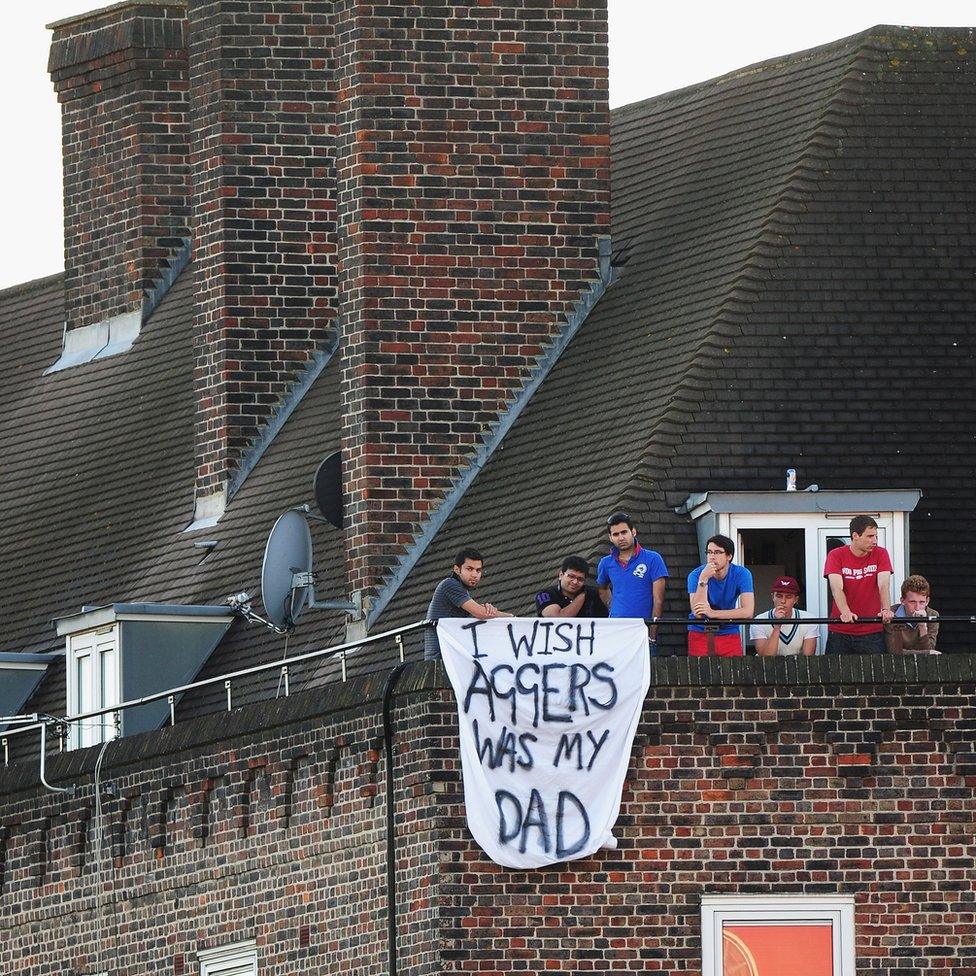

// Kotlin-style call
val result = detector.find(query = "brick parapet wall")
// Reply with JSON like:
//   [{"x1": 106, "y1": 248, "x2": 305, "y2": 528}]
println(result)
[
  {"x1": 3, "y1": 657, "x2": 976, "y2": 973},
  {"x1": 333, "y1": 0, "x2": 612, "y2": 601},
  {"x1": 186, "y1": 0, "x2": 339, "y2": 504},
  {"x1": 49, "y1": 2, "x2": 191, "y2": 333}
]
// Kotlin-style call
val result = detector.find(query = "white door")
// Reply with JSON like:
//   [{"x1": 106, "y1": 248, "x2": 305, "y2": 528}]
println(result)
[{"x1": 727, "y1": 512, "x2": 904, "y2": 653}]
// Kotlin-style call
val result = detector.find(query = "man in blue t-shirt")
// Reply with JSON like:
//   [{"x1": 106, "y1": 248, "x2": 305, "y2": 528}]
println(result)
[
  {"x1": 596, "y1": 511, "x2": 668, "y2": 651},
  {"x1": 687, "y1": 534, "x2": 754, "y2": 657}
]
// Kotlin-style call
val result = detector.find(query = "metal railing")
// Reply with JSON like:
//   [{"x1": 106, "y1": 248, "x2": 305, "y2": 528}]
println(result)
[
  {"x1": 651, "y1": 615, "x2": 976, "y2": 625},
  {"x1": 1, "y1": 619, "x2": 433, "y2": 775}
]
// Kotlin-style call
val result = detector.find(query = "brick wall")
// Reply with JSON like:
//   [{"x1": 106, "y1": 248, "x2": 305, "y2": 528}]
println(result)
[
  {"x1": 49, "y1": 2, "x2": 190, "y2": 334},
  {"x1": 186, "y1": 0, "x2": 339, "y2": 512},
  {"x1": 2, "y1": 657, "x2": 976, "y2": 974},
  {"x1": 333, "y1": 1, "x2": 612, "y2": 603}
]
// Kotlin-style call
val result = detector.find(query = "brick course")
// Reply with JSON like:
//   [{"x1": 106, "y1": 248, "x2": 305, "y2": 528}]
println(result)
[
  {"x1": 2, "y1": 658, "x2": 976, "y2": 974},
  {"x1": 49, "y1": 2, "x2": 191, "y2": 334}
]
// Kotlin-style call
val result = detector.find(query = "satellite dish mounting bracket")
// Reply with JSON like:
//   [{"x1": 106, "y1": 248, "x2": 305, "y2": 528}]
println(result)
[{"x1": 290, "y1": 572, "x2": 363, "y2": 620}]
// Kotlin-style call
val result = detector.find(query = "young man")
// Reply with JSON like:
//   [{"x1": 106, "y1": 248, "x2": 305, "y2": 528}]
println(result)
[
  {"x1": 885, "y1": 574, "x2": 941, "y2": 655},
  {"x1": 823, "y1": 515, "x2": 894, "y2": 655},
  {"x1": 596, "y1": 512, "x2": 668, "y2": 648},
  {"x1": 424, "y1": 548, "x2": 512, "y2": 660},
  {"x1": 687, "y1": 534, "x2": 755, "y2": 657},
  {"x1": 535, "y1": 555, "x2": 608, "y2": 618},
  {"x1": 749, "y1": 575, "x2": 818, "y2": 657}
]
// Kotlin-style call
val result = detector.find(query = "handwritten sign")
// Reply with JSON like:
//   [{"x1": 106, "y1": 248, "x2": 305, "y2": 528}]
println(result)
[{"x1": 438, "y1": 617, "x2": 649, "y2": 869}]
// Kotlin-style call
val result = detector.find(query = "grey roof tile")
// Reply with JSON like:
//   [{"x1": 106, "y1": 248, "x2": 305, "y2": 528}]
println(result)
[{"x1": 7, "y1": 24, "x2": 976, "y2": 739}]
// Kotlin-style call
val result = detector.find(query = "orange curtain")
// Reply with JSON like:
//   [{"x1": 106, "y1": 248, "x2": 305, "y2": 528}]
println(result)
[{"x1": 723, "y1": 923, "x2": 833, "y2": 976}]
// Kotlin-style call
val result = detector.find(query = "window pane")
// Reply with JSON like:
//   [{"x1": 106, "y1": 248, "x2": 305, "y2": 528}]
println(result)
[
  {"x1": 76, "y1": 652, "x2": 93, "y2": 747},
  {"x1": 100, "y1": 645, "x2": 119, "y2": 710},
  {"x1": 723, "y1": 922, "x2": 833, "y2": 976}
]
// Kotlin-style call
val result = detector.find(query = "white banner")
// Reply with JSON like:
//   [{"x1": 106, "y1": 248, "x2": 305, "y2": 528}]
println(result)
[{"x1": 438, "y1": 617, "x2": 649, "y2": 869}]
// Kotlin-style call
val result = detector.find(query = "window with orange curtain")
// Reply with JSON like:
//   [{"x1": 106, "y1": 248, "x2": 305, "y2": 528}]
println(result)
[
  {"x1": 700, "y1": 896, "x2": 854, "y2": 976},
  {"x1": 722, "y1": 920, "x2": 833, "y2": 976}
]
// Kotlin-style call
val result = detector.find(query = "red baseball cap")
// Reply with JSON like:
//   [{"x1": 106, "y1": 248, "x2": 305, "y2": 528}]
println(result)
[{"x1": 771, "y1": 576, "x2": 800, "y2": 595}]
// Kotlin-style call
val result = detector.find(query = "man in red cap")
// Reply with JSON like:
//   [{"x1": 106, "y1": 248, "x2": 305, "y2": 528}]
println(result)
[{"x1": 749, "y1": 576, "x2": 819, "y2": 657}]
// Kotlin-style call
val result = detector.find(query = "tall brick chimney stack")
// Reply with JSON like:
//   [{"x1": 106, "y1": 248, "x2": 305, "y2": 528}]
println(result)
[
  {"x1": 186, "y1": 1, "x2": 339, "y2": 522},
  {"x1": 48, "y1": 1, "x2": 190, "y2": 353},
  {"x1": 333, "y1": 1, "x2": 611, "y2": 611}
]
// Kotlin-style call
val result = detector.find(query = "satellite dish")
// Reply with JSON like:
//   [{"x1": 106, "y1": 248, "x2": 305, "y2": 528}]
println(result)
[
  {"x1": 313, "y1": 452, "x2": 343, "y2": 528},
  {"x1": 261, "y1": 510, "x2": 313, "y2": 629}
]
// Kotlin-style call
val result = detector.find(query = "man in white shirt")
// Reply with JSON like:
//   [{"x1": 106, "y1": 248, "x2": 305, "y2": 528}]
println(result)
[{"x1": 750, "y1": 576, "x2": 818, "y2": 657}]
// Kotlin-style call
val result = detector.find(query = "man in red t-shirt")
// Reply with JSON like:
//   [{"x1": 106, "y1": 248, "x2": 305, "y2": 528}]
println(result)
[{"x1": 824, "y1": 515, "x2": 895, "y2": 654}]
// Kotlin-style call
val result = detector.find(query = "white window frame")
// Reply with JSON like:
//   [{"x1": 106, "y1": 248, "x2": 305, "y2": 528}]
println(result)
[
  {"x1": 198, "y1": 940, "x2": 257, "y2": 976},
  {"x1": 701, "y1": 895, "x2": 855, "y2": 976},
  {"x1": 66, "y1": 625, "x2": 121, "y2": 749},
  {"x1": 728, "y1": 511, "x2": 904, "y2": 650}
]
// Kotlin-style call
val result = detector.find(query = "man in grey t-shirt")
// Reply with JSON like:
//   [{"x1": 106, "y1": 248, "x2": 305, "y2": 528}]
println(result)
[{"x1": 424, "y1": 547, "x2": 512, "y2": 660}]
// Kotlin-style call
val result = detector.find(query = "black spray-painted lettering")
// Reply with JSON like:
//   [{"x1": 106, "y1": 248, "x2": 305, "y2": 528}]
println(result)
[
  {"x1": 552, "y1": 729, "x2": 611, "y2": 771},
  {"x1": 473, "y1": 719, "x2": 535, "y2": 772},
  {"x1": 588, "y1": 662, "x2": 618, "y2": 710},
  {"x1": 463, "y1": 660, "x2": 496, "y2": 721},
  {"x1": 542, "y1": 663, "x2": 572, "y2": 723},
  {"x1": 495, "y1": 789, "x2": 590, "y2": 858},
  {"x1": 556, "y1": 790, "x2": 590, "y2": 858},
  {"x1": 505, "y1": 620, "x2": 599, "y2": 660},
  {"x1": 461, "y1": 619, "x2": 488, "y2": 659},
  {"x1": 466, "y1": 660, "x2": 618, "y2": 729}
]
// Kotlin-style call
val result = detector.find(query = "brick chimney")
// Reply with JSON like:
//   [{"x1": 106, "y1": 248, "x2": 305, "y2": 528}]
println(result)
[
  {"x1": 186, "y1": 1, "x2": 339, "y2": 522},
  {"x1": 48, "y1": 1, "x2": 190, "y2": 361},
  {"x1": 333, "y1": 1, "x2": 611, "y2": 609}
]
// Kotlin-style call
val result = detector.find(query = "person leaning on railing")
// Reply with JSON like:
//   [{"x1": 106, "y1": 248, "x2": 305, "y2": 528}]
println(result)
[
  {"x1": 423, "y1": 547, "x2": 513, "y2": 661},
  {"x1": 824, "y1": 515, "x2": 894, "y2": 655},
  {"x1": 749, "y1": 576, "x2": 819, "y2": 657},
  {"x1": 885, "y1": 574, "x2": 941, "y2": 655}
]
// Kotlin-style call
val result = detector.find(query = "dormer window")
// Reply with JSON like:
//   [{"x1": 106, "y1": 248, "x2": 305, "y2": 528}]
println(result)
[
  {"x1": 56, "y1": 603, "x2": 234, "y2": 749},
  {"x1": 67, "y1": 625, "x2": 120, "y2": 748},
  {"x1": 678, "y1": 490, "x2": 921, "y2": 647},
  {"x1": 0, "y1": 652, "x2": 62, "y2": 730}
]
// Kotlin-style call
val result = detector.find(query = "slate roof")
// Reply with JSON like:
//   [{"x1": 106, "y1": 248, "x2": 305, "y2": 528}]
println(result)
[
  {"x1": 6, "y1": 24, "x2": 976, "y2": 736},
  {"x1": 375, "y1": 25, "x2": 976, "y2": 657},
  {"x1": 0, "y1": 271, "x2": 349, "y2": 732}
]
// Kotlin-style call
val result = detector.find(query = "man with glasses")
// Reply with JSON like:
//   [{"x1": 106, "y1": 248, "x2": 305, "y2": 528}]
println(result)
[
  {"x1": 535, "y1": 555, "x2": 608, "y2": 618},
  {"x1": 596, "y1": 511, "x2": 668, "y2": 651},
  {"x1": 688, "y1": 534, "x2": 755, "y2": 656}
]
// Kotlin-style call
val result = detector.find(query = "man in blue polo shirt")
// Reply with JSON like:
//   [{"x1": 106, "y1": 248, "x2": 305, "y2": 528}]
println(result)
[
  {"x1": 596, "y1": 511, "x2": 669, "y2": 651},
  {"x1": 687, "y1": 534, "x2": 754, "y2": 657}
]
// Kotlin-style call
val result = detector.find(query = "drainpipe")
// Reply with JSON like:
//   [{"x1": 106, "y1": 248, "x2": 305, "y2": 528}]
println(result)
[{"x1": 382, "y1": 663, "x2": 408, "y2": 976}]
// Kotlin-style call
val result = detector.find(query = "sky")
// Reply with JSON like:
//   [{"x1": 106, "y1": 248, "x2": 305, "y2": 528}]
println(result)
[{"x1": 1, "y1": 1, "x2": 973, "y2": 290}]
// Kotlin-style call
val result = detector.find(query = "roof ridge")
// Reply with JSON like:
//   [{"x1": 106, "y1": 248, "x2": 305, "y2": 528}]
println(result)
[
  {"x1": 609, "y1": 24, "x2": 958, "y2": 116},
  {"x1": 0, "y1": 272, "x2": 64, "y2": 302},
  {"x1": 606, "y1": 34, "x2": 876, "y2": 515}
]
